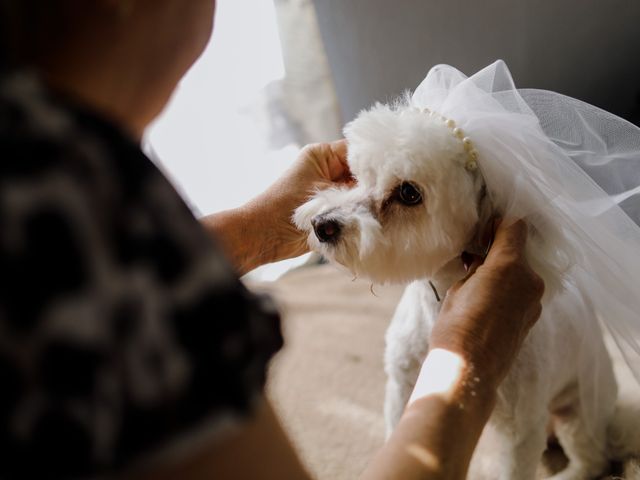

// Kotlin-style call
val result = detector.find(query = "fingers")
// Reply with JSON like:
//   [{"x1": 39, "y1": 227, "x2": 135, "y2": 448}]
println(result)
[
  {"x1": 460, "y1": 251, "x2": 482, "y2": 274},
  {"x1": 527, "y1": 302, "x2": 543, "y2": 328},
  {"x1": 485, "y1": 218, "x2": 528, "y2": 261},
  {"x1": 445, "y1": 253, "x2": 482, "y2": 298},
  {"x1": 329, "y1": 139, "x2": 348, "y2": 161},
  {"x1": 328, "y1": 140, "x2": 353, "y2": 183},
  {"x1": 308, "y1": 139, "x2": 352, "y2": 184},
  {"x1": 464, "y1": 255, "x2": 483, "y2": 277}
]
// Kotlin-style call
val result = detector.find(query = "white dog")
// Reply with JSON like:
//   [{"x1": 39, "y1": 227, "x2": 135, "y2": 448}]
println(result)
[{"x1": 294, "y1": 100, "x2": 618, "y2": 479}]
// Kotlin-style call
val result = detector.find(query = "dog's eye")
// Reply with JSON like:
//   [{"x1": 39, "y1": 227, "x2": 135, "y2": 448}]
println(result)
[{"x1": 398, "y1": 182, "x2": 422, "y2": 206}]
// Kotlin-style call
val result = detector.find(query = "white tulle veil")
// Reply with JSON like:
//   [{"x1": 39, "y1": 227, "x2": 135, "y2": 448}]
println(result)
[{"x1": 410, "y1": 60, "x2": 640, "y2": 422}]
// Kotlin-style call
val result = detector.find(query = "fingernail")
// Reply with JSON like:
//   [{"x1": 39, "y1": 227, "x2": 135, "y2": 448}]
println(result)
[{"x1": 461, "y1": 251, "x2": 473, "y2": 271}]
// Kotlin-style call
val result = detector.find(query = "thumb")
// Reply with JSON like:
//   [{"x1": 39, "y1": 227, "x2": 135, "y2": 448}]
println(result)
[
  {"x1": 457, "y1": 252, "x2": 484, "y2": 284},
  {"x1": 486, "y1": 218, "x2": 528, "y2": 261},
  {"x1": 461, "y1": 251, "x2": 483, "y2": 272}
]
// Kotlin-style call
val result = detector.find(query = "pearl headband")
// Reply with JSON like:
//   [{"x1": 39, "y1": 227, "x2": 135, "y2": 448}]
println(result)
[{"x1": 410, "y1": 106, "x2": 479, "y2": 172}]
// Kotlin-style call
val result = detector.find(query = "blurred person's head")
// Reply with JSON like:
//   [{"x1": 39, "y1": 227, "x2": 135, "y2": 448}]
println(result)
[{"x1": 0, "y1": 0, "x2": 217, "y2": 136}]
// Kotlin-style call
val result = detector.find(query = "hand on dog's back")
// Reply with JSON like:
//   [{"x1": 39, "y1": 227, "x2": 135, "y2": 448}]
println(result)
[{"x1": 431, "y1": 219, "x2": 545, "y2": 387}]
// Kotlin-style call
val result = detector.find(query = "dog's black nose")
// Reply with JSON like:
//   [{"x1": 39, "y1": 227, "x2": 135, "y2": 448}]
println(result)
[{"x1": 311, "y1": 216, "x2": 342, "y2": 243}]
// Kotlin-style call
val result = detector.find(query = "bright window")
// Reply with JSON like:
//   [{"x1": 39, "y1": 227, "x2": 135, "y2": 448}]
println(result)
[{"x1": 147, "y1": 0, "x2": 306, "y2": 279}]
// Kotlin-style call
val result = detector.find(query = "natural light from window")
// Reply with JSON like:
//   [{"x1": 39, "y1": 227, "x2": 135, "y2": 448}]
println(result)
[{"x1": 146, "y1": 0, "x2": 308, "y2": 280}]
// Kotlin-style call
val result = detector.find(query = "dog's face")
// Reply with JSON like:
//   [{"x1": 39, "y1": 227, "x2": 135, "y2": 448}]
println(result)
[{"x1": 294, "y1": 103, "x2": 486, "y2": 283}]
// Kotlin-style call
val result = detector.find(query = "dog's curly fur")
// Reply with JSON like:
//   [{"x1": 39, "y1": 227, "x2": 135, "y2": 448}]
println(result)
[{"x1": 294, "y1": 101, "x2": 618, "y2": 479}]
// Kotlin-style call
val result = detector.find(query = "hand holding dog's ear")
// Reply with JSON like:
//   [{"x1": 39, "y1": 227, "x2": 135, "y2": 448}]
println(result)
[
  {"x1": 303, "y1": 140, "x2": 353, "y2": 185},
  {"x1": 241, "y1": 140, "x2": 354, "y2": 264},
  {"x1": 431, "y1": 219, "x2": 544, "y2": 387}
]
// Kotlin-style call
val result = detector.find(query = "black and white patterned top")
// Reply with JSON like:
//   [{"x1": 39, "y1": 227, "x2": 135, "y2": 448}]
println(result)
[{"x1": 0, "y1": 72, "x2": 283, "y2": 479}]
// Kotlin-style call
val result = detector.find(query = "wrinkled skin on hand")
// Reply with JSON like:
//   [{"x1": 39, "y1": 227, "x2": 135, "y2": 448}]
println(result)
[
  {"x1": 431, "y1": 219, "x2": 545, "y2": 385},
  {"x1": 245, "y1": 140, "x2": 353, "y2": 262}
]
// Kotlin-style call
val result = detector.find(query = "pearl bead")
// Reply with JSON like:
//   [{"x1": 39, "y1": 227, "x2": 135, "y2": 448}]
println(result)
[
  {"x1": 446, "y1": 119, "x2": 456, "y2": 128},
  {"x1": 453, "y1": 127, "x2": 464, "y2": 138},
  {"x1": 466, "y1": 161, "x2": 478, "y2": 171},
  {"x1": 469, "y1": 150, "x2": 479, "y2": 160},
  {"x1": 462, "y1": 137, "x2": 473, "y2": 151}
]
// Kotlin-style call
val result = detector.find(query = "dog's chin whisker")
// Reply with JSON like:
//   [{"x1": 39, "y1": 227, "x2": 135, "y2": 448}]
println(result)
[{"x1": 369, "y1": 284, "x2": 378, "y2": 297}]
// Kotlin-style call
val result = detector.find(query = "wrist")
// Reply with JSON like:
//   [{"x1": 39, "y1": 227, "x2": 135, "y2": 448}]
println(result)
[
  {"x1": 233, "y1": 201, "x2": 275, "y2": 270},
  {"x1": 200, "y1": 205, "x2": 266, "y2": 275},
  {"x1": 429, "y1": 311, "x2": 508, "y2": 388},
  {"x1": 399, "y1": 380, "x2": 496, "y2": 480},
  {"x1": 369, "y1": 350, "x2": 497, "y2": 480},
  {"x1": 409, "y1": 348, "x2": 498, "y2": 411},
  {"x1": 244, "y1": 189, "x2": 309, "y2": 261}
]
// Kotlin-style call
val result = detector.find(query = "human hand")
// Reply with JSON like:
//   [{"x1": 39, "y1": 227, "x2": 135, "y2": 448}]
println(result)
[
  {"x1": 430, "y1": 219, "x2": 544, "y2": 387},
  {"x1": 242, "y1": 140, "x2": 352, "y2": 263}
]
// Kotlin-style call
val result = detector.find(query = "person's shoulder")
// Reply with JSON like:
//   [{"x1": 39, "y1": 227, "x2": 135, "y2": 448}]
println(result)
[
  {"x1": 0, "y1": 71, "x2": 149, "y2": 185},
  {"x1": 0, "y1": 71, "x2": 284, "y2": 478},
  {"x1": 0, "y1": 71, "x2": 192, "y2": 232}
]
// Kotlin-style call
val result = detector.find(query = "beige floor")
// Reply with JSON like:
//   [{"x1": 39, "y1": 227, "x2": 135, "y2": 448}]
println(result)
[
  {"x1": 255, "y1": 264, "x2": 401, "y2": 479},
  {"x1": 253, "y1": 264, "x2": 640, "y2": 479}
]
